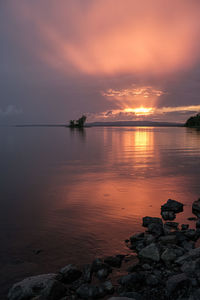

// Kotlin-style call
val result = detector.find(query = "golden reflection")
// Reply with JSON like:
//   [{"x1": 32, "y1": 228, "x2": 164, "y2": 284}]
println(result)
[{"x1": 134, "y1": 128, "x2": 153, "y2": 149}]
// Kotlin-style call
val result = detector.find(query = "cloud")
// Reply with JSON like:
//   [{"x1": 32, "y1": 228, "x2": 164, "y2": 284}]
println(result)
[
  {"x1": 10, "y1": 0, "x2": 200, "y2": 77},
  {"x1": 0, "y1": 105, "x2": 22, "y2": 117}
]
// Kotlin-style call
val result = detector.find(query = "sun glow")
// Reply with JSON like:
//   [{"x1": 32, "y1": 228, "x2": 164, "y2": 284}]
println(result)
[{"x1": 124, "y1": 107, "x2": 154, "y2": 116}]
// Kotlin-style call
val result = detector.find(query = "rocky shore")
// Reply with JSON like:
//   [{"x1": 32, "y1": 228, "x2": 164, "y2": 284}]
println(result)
[{"x1": 8, "y1": 198, "x2": 200, "y2": 300}]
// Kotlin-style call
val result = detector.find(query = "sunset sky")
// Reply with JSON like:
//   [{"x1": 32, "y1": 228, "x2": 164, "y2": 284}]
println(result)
[{"x1": 1, "y1": 0, "x2": 200, "y2": 124}]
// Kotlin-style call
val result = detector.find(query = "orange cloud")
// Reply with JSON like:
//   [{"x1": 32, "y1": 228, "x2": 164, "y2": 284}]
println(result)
[{"x1": 12, "y1": 0, "x2": 200, "y2": 76}]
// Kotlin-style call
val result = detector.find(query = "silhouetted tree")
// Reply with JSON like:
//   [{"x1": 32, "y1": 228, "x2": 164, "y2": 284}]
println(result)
[
  {"x1": 185, "y1": 113, "x2": 200, "y2": 127},
  {"x1": 69, "y1": 115, "x2": 87, "y2": 128}
]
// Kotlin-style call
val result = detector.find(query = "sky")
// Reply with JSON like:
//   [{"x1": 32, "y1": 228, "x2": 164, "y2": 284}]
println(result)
[{"x1": 1, "y1": 0, "x2": 200, "y2": 124}]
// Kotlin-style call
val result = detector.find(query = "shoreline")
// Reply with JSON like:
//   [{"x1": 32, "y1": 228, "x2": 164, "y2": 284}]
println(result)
[{"x1": 8, "y1": 198, "x2": 200, "y2": 300}]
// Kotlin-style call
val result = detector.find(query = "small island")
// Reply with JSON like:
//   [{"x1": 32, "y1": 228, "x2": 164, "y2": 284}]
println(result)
[
  {"x1": 69, "y1": 115, "x2": 87, "y2": 128},
  {"x1": 185, "y1": 113, "x2": 200, "y2": 127}
]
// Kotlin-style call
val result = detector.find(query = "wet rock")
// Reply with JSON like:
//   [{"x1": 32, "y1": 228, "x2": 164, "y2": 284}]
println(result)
[
  {"x1": 165, "y1": 221, "x2": 179, "y2": 229},
  {"x1": 146, "y1": 274, "x2": 159, "y2": 287},
  {"x1": 139, "y1": 243, "x2": 160, "y2": 262},
  {"x1": 183, "y1": 229, "x2": 198, "y2": 241},
  {"x1": 147, "y1": 222, "x2": 163, "y2": 236},
  {"x1": 96, "y1": 268, "x2": 109, "y2": 280},
  {"x1": 92, "y1": 258, "x2": 108, "y2": 272},
  {"x1": 142, "y1": 263, "x2": 152, "y2": 270},
  {"x1": 119, "y1": 273, "x2": 142, "y2": 288},
  {"x1": 8, "y1": 274, "x2": 66, "y2": 300},
  {"x1": 119, "y1": 291, "x2": 142, "y2": 300},
  {"x1": 161, "y1": 248, "x2": 177, "y2": 263},
  {"x1": 181, "y1": 240, "x2": 195, "y2": 252},
  {"x1": 188, "y1": 217, "x2": 197, "y2": 221},
  {"x1": 196, "y1": 220, "x2": 200, "y2": 229},
  {"x1": 161, "y1": 199, "x2": 184, "y2": 213},
  {"x1": 142, "y1": 216, "x2": 163, "y2": 227},
  {"x1": 82, "y1": 264, "x2": 92, "y2": 283},
  {"x1": 108, "y1": 298, "x2": 135, "y2": 300},
  {"x1": 181, "y1": 224, "x2": 189, "y2": 230},
  {"x1": 176, "y1": 247, "x2": 200, "y2": 265},
  {"x1": 166, "y1": 273, "x2": 190, "y2": 296},
  {"x1": 161, "y1": 210, "x2": 176, "y2": 221},
  {"x1": 159, "y1": 235, "x2": 177, "y2": 245},
  {"x1": 192, "y1": 198, "x2": 200, "y2": 218},
  {"x1": 76, "y1": 283, "x2": 105, "y2": 299},
  {"x1": 103, "y1": 281, "x2": 114, "y2": 294},
  {"x1": 104, "y1": 255, "x2": 124, "y2": 268},
  {"x1": 59, "y1": 264, "x2": 82, "y2": 283}
]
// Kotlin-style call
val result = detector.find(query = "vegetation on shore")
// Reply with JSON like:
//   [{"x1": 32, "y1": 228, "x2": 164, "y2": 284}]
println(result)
[
  {"x1": 69, "y1": 115, "x2": 87, "y2": 128},
  {"x1": 185, "y1": 113, "x2": 200, "y2": 127}
]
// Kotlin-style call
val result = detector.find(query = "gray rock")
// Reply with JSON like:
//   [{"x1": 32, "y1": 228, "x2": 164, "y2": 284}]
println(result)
[
  {"x1": 139, "y1": 243, "x2": 160, "y2": 262},
  {"x1": 192, "y1": 198, "x2": 200, "y2": 217},
  {"x1": 165, "y1": 221, "x2": 179, "y2": 228},
  {"x1": 196, "y1": 220, "x2": 200, "y2": 229},
  {"x1": 96, "y1": 268, "x2": 109, "y2": 280},
  {"x1": 103, "y1": 281, "x2": 114, "y2": 294},
  {"x1": 161, "y1": 199, "x2": 183, "y2": 213},
  {"x1": 76, "y1": 283, "x2": 105, "y2": 299},
  {"x1": 146, "y1": 274, "x2": 159, "y2": 286},
  {"x1": 161, "y1": 248, "x2": 177, "y2": 263},
  {"x1": 159, "y1": 235, "x2": 177, "y2": 244},
  {"x1": 181, "y1": 224, "x2": 189, "y2": 230},
  {"x1": 104, "y1": 255, "x2": 124, "y2": 268},
  {"x1": 161, "y1": 210, "x2": 176, "y2": 221},
  {"x1": 184, "y1": 229, "x2": 196, "y2": 240},
  {"x1": 8, "y1": 274, "x2": 66, "y2": 300},
  {"x1": 147, "y1": 222, "x2": 163, "y2": 236},
  {"x1": 181, "y1": 240, "x2": 195, "y2": 252},
  {"x1": 92, "y1": 258, "x2": 108, "y2": 272},
  {"x1": 108, "y1": 298, "x2": 136, "y2": 300},
  {"x1": 119, "y1": 273, "x2": 142, "y2": 288},
  {"x1": 176, "y1": 247, "x2": 200, "y2": 265},
  {"x1": 120, "y1": 291, "x2": 142, "y2": 300},
  {"x1": 82, "y1": 264, "x2": 92, "y2": 283},
  {"x1": 142, "y1": 216, "x2": 163, "y2": 227},
  {"x1": 166, "y1": 273, "x2": 190, "y2": 296},
  {"x1": 59, "y1": 264, "x2": 82, "y2": 283}
]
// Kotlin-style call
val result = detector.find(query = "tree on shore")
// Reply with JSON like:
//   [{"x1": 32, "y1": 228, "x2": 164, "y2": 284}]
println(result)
[
  {"x1": 185, "y1": 113, "x2": 200, "y2": 127},
  {"x1": 69, "y1": 115, "x2": 87, "y2": 128}
]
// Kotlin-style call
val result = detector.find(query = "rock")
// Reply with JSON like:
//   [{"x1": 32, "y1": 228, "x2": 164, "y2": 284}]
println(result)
[
  {"x1": 103, "y1": 281, "x2": 114, "y2": 294},
  {"x1": 159, "y1": 235, "x2": 177, "y2": 244},
  {"x1": 161, "y1": 199, "x2": 183, "y2": 213},
  {"x1": 108, "y1": 298, "x2": 136, "y2": 300},
  {"x1": 166, "y1": 273, "x2": 190, "y2": 296},
  {"x1": 119, "y1": 273, "x2": 142, "y2": 288},
  {"x1": 142, "y1": 263, "x2": 152, "y2": 270},
  {"x1": 92, "y1": 258, "x2": 108, "y2": 272},
  {"x1": 76, "y1": 283, "x2": 105, "y2": 299},
  {"x1": 142, "y1": 216, "x2": 163, "y2": 227},
  {"x1": 161, "y1": 248, "x2": 177, "y2": 263},
  {"x1": 147, "y1": 222, "x2": 163, "y2": 236},
  {"x1": 181, "y1": 224, "x2": 189, "y2": 230},
  {"x1": 8, "y1": 274, "x2": 66, "y2": 300},
  {"x1": 180, "y1": 260, "x2": 198, "y2": 275},
  {"x1": 82, "y1": 264, "x2": 92, "y2": 283},
  {"x1": 146, "y1": 274, "x2": 159, "y2": 286},
  {"x1": 181, "y1": 240, "x2": 195, "y2": 251},
  {"x1": 161, "y1": 211, "x2": 176, "y2": 221},
  {"x1": 175, "y1": 247, "x2": 200, "y2": 265},
  {"x1": 139, "y1": 243, "x2": 160, "y2": 262},
  {"x1": 188, "y1": 217, "x2": 197, "y2": 221},
  {"x1": 59, "y1": 264, "x2": 82, "y2": 283},
  {"x1": 165, "y1": 221, "x2": 179, "y2": 229},
  {"x1": 119, "y1": 291, "x2": 142, "y2": 300},
  {"x1": 192, "y1": 198, "x2": 200, "y2": 218},
  {"x1": 96, "y1": 268, "x2": 109, "y2": 280},
  {"x1": 196, "y1": 220, "x2": 200, "y2": 228},
  {"x1": 104, "y1": 255, "x2": 124, "y2": 268},
  {"x1": 184, "y1": 229, "x2": 197, "y2": 240}
]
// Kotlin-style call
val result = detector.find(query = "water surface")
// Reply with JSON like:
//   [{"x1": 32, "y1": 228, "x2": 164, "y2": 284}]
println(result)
[{"x1": 1, "y1": 126, "x2": 200, "y2": 297}]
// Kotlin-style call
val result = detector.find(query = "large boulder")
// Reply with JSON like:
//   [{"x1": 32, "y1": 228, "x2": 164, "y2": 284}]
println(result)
[
  {"x1": 59, "y1": 264, "x2": 82, "y2": 283},
  {"x1": 8, "y1": 274, "x2": 66, "y2": 300},
  {"x1": 104, "y1": 255, "x2": 124, "y2": 268},
  {"x1": 161, "y1": 199, "x2": 183, "y2": 213},
  {"x1": 192, "y1": 198, "x2": 200, "y2": 218},
  {"x1": 76, "y1": 281, "x2": 114, "y2": 299},
  {"x1": 139, "y1": 243, "x2": 160, "y2": 262},
  {"x1": 161, "y1": 211, "x2": 175, "y2": 221},
  {"x1": 166, "y1": 273, "x2": 190, "y2": 297}
]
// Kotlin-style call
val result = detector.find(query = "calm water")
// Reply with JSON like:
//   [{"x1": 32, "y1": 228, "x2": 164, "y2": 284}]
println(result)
[{"x1": 1, "y1": 126, "x2": 200, "y2": 297}]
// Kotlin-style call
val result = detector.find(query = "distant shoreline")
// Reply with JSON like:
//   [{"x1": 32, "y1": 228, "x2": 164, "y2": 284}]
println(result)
[{"x1": 13, "y1": 121, "x2": 184, "y2": 128}]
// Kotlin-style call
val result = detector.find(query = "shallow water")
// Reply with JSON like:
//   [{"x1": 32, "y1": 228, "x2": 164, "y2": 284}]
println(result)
[{"x1": 0, "y1": 126, "x2": 200, "y2": 297}]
